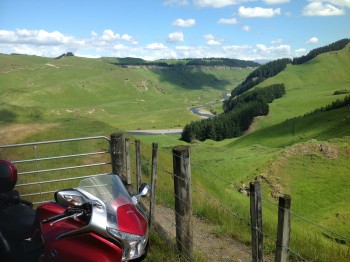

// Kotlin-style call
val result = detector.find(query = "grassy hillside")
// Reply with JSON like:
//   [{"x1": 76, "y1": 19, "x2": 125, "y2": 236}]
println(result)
[
  {"x1": 0, "y1": 54, "x2": 252, "y2": 132},
  {"x1": 0, "y1": 44, "x2": 349, "y2": 261},
  {"x1": 134, "y1": 45, "x2": 350, "y2": 261},
  {"x1": 255, "y1": 44, "x2": 350, "y2": 129}
]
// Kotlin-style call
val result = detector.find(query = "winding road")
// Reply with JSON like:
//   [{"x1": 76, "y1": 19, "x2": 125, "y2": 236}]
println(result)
[{"x1": 125, "y1": 103, "x2": 217, "y2": 135}]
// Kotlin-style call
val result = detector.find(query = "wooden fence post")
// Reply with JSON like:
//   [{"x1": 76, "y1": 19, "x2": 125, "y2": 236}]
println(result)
[
  {"x1": 125, "y1": 138, "x2": 131, "y2": 185},
  {"x1": 172, "y1": 145, "x2": 193, "y2": 261},
  {"x1": 110, "y1": 133, "x2": 125, "y2": 182},
  {"x1": 135, "y1": 140, "x2": 142, "y2": 190},
  {"x1": 149, "y1": 143, "x2": 158, "y2": 229},
  {"x1": 275, "y1": 194, "x2": 291, "y2": 262},
  {"x1": 250, "y1": 180, "x2": 264, "y2": 262}
]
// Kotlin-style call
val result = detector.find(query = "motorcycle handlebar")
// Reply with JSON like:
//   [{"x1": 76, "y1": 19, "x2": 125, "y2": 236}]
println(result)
[
  {"x1": 42, "y1": 203, "x2": 91, "y2": 224},
  {"x1": 42, "y1": 212, "x2": 68, "y2": 224}
]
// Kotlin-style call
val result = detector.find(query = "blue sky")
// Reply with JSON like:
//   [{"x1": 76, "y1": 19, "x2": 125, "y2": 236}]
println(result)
[{"x1": 0, "y1": 0, "x2": 349, "y2": 61}]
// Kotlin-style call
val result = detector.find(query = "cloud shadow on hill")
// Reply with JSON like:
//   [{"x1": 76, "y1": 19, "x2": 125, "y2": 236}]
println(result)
[{"x1": 149, "y1": 67, "x2": 229, "y2": 90}]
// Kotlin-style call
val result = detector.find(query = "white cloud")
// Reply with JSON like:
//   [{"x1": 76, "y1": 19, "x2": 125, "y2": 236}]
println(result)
[
  {"x1": 194, "y1": 0, "x2": 243, "y2": 8},
  {"x1": 327, "y1": 0, "x2": 350, "y2": 8},
  {"x1": 271, "y1": 38, "x2": 283, "y2": 44},
  {"x1": 176, "y1": 45, "x2": 194, "y2": 51},
  {"x1": 239, "y1": 6, "x2": 281, "y2": 18},
  {"x1": 174, "y1": 45, "x2": 212, "y2": 59},
  {"x1": 75, "y1": 53, "x2": 102, "y2": 59},
  {"x1": 163, "y1": 0, "x2": 189, "y2": 6},
  {"x1": 242, "y1": 25, "x2": 252, "y2": 31},
  {"x1": 145, "y1": 43, "x2": 167, "y2": 50},
  {"x1": 222, "y1": 45, "x2": 256, "y2": 59},
  {"x1": 203, "y1": 34, "x2": 223, "y2": 46},
  {"x1": 121, "y1": 34, "x2": 133, "y2": 41},
  {"x1": 172, "y1": 18, "x2": 196, "y2": 27},
  {"x1": 263, "y1": 0, "x2": 290, "y2": 4},
  {"x1": 294, "y1": 48, "x2": 307, "y2": 56},
  {"x1": 218, "y1": 17, "x2": 238, "y2": 24},
  {"x1": 253, "y1": 44, "x2": 292, "y2": 59},
  {"x1": 101, "y1": 29, "x2": 118, "y2": 41},
  {"x1": 113, "y1": 44, "x2": 125, "y2": 50},
  {"x1": 306, "y1": 37, "x2": 319, "y2": 44},
  {"x1": 0, "y1": 29, "x2": 80, "y2": 45},
  {"x1": 100, "y1": 30, "x2": 137, "y2": 43},
  {"x1": 207, "y1": 39, "x2": 222, "y2": 46},
  {"x1": 223, "y1": 44, "x2": 288, "y2": 60},
  {"x1": 0, "y1": 29, "x2": 138, "y2": 58},
  {"x1": 302, "y1": 2, "x2": 345, "y2": 16},
  {"x1": 203, "y1": 34, "x2": 216, "y2": 40},
  {"x1": 0, "y1": 28, "x2": 310, "y2": 61},
  {"x1": 166, "y1": 32, "x2": 184, "y2": 43}
]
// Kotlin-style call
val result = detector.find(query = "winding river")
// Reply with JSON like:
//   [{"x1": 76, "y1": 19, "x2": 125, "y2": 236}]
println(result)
[{"x1": 125, "y1": 102, "x2": 219, "y2": 135}]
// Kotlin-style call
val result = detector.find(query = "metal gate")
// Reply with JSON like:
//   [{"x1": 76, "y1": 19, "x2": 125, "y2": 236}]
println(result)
[{"x1": 0, "y1": 136, "x2": 112, "y2": 205}]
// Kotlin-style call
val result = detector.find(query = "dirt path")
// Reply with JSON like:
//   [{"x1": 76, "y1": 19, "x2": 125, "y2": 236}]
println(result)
[
  {"x1": 0, "y1": 123, "x2": 58, "y2": 145},
  {"x1": 151, "y1": 203, "x2": 273, "y2": 262}
]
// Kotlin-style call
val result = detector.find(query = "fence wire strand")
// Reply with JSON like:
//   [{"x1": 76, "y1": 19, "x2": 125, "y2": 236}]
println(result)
[{"x1": 129, "y1": 140, "x2": 350, "y2": 261}]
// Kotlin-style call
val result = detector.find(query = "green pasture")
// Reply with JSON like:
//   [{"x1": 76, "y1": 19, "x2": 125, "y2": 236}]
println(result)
[
  {"x1": 130, "y1": 46, "x2": 350, "y2": 261},
  {"x1": 255, "y1": 45, "x2": 350, "y2": 129},
  {"x1": 1, "y1": 46, "x2": 350, "y2": 261},
  {"x1": 0, "y1": 54, "x2": 250, "y2": 130}
]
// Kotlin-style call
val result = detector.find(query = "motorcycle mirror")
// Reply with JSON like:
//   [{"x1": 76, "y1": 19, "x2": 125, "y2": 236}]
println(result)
[
  {"x1": 55, "y1": 189, "x2": 86, "y2": 206},
  {"x1": 132, "y1": 183, "x2": 150, "y2": 203}
]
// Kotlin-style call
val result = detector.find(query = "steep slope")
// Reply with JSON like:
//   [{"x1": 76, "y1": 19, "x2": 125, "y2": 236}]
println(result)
[{"x1": 255, "y1": 44, "x2": 350, "y2": 129}]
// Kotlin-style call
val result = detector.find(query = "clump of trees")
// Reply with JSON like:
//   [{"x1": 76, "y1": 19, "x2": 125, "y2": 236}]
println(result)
[
  {"x1": 181, "y1": 84, "x2": 285, "y2": 142},
  {"x1": 230, "y1": 58, "x2": 291, "y2": 97},
  {"x1": 229, "y1": 38, "x2": 350, "y2": 98},
  {"x1": 55, "y1": 52, "x2": 74, "y2": 59},
  {"x1": 224, "y1": 83, "x2": 285, "y2": 112},
  {"x1": 306, "y1": 95, "x2": 350, "y2": 116},
  {"x1": 180, "y1": 39, "x2": 350, "y2": 143},
  {"x1": 333, "y1": 89, "x2": 350, "y2": 95}
]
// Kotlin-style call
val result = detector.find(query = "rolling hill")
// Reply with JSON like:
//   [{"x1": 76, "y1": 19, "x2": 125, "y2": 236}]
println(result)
[
  {"x1": 138, "y1": 42, "x2": 350, "y2": 261},
  {"x1": 0, "y1": 41, "x2": 349, "y2": 261},
  {"x1": 0, "y1": 53, "x2": 254, "y2": 133},
  {"x1": 186, "y1": 43, "x2": 350, "y2": 261}
]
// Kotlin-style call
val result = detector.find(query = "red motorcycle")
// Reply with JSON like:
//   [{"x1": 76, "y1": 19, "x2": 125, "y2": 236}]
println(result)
[{"x1": 0, "y1": 159, "x2": 150, "y2": 262}]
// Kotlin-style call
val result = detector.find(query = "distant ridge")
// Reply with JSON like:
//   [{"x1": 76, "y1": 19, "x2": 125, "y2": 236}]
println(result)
[{"x1": 108, "y1": 57, "x2": 260, "y2": 68}]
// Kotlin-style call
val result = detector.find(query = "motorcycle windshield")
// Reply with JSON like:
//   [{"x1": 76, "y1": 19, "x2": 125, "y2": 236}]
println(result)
[
  {"x1": 77, "y1": 174, "x2": 147, "y2": 236},
  {"x1": 77, "y1": 174, "x2": 132, "y2": 207}
]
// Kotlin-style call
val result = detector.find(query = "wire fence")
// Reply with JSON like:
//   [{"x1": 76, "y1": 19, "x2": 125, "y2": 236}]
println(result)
[
  {"x1": 1, "y1": 135, "x2": 349, "y2": 262},
  {"x1": 127, "y1": 139, "x2": 350, "y2": 262}
]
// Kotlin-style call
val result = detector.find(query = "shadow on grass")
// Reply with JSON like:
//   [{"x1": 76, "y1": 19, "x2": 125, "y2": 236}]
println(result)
[
  {"x1": 0, "y1": 109, "x2": 17, "y2": 123},
  {"x1": 149, "y1": 67, "x2": 227, "y2": 90}
]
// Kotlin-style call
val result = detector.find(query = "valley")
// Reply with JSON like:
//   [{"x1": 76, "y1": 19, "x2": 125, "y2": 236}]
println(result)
[{"x1": 0, "y1": 43, "x2": 350, "y2": 261}]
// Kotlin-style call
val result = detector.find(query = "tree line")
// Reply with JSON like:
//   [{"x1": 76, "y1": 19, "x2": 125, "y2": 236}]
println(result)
[
  {"x1": 306, "y1": 94, "x2": 350, "y2": 116},
  {"x1": 229, "y1": 38, "x2": 350, "y2": 98},
  {"x1": 230, "y1": 58, "x2": 291, "y2": 97},
  {"x1": 181, "y1": 84, "x2": 285, "y2": 142},
  {"x1": 180, "y1": 38, "x2": 349, "y2": 142},
  {"x1": 185, "y1": 58, "x2": 259, "y2": 68},
  {"x1": 292, "y1": 38, "x2": 350, "y2": 65},
  {"x1": 112, "y1": 57, "x2": 259, "y2": 68}
]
